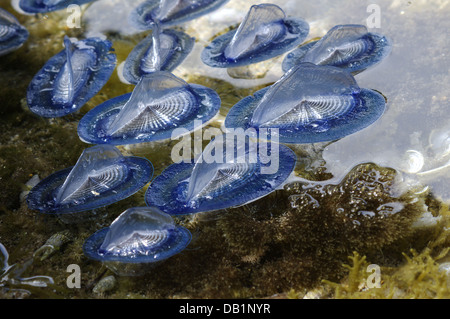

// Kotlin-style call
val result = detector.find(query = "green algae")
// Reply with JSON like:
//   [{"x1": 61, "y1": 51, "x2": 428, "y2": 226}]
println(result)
[
  {"x1": 286, "y1": 203, "x2": 450, "y2": 299},
  {"x1": 320, "y1": 245, "x2": 450, "y2": 299},
  {"x1": 54, "y1": 163, "x2": 435, "y2": 299}
]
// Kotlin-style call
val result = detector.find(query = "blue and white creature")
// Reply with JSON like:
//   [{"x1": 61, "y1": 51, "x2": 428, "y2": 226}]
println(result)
[
  {"x1": 78, "y1": 71, "x2": 221, "y2": 145},
  {"x1": 224, "y1": 63, "x2": 386, "y2": 144},
  {"x1": 19, "y1": 0, "x2": 96, "y2": 13},
  {"x1": 130, "y1": 0, "x2": 230, "y2": 31},
  {"x1": 27, "y1": 145, "x2": 153, "y2": 214},
  {"x1": 201, "y1": 3, "x2": 309, "y2": 68},
  {"x1": 0, "y1": 8, "x2": 28, "y2": 56},
  {"x1": 83, "y1": 207, "x2": 192, "y2": 276},
  {"x1": 27, "y1": 36, "x2": 116, "y2": 118},
  {"x1": 122, "y1": 22, "x2": 194, "y2": 84},
  {"x1": 145, "y1": 136, "x2": 297, "y2": 215},
  {"x1": 1, "y1": 242, "x2": 54, "y2": 295},
  {"x1": 282, "y1": 24, "x2": 392, "y2": 74}
]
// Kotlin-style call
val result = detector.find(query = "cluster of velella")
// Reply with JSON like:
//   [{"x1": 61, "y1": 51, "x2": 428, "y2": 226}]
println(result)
[{"x1": 5, "y1": 0, "x2": 392, "y2": 276}]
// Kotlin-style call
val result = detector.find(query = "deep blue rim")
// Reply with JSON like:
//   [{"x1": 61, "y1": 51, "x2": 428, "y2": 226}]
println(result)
[
  {"x1": 77, "y1": 84, "x2": 221, "y2": 145},
  {"x1": 144, "y1": 144, "x2": 297, "y2": 215},
  {"x1": 130, "y1": 0, "x2": 230, "y2": 31},
  {"x1": 27, "y1": 38, "x2": 116, "y2": 118},
  {"x1": 201, "y1": 17, "x2": 309, "y2": 68},
  {"x1": 26, "y1": 156, "x2": 153, "y2": 214},
  {"x1": 83, "y1": 225, "x2": 191, "y2": 263},
  {"x1": 123, "y1": 29, "x2": 195, "y2": 84},
  {"x1": 224, "y1": 87, "x2": 386, "y2": 144},
  {"x1": 282, "y1": 33, "x2": 392, "y2": 74},
  {"x1": 0, "y1": 10, "x2": 29, "y2": 56}
]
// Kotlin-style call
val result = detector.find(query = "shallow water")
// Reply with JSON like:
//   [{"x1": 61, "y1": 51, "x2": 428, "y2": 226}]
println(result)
[
  {"x1": 183, "y1": 0, "x2": 450, "y2": 204},
  {"x1": 0, "y1": 0, "x2": 449, "y2": 299}
]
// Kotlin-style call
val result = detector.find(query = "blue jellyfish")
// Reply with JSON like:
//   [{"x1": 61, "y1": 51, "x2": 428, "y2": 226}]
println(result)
[
  {"x1": 0, "y1": 8, "x2": 28, "y2": 56},
  {"x1": 201, "y1": 3, "x2": 309, "y2": 68},
  {"x1": 130, "y1": 0, "x2": 230, "y2": 31},
  {"x1": 27, "y1": 36, "x2": 116, "y2": 118},
  {"x1": 122, "y1": 22, "x2": 194, "y2": 84},
  {"x1": 19, "y1": 0, "x2": 96, "y2": 14},
  {"x1": 27, "y1": 145, "x2": 153, "y2": 214},
  {"x1": 282, "y1": 24, "x2": 392, "y2": 74},
  {"x1": 145, "y1": 135, "x2": 297, "y2": 215},
  {"x1": 83, "y1": 207, "x2": 192, "y2": 276},
  {"x1": 77, "y1": 71, "x2": 221, "y2": 145},
  {"x1": 224, "y1": 63, "x2": 386, "y2": 144}
]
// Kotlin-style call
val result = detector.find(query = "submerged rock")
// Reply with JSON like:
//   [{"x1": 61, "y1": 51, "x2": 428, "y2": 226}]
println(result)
[
  {"x1": 33, "y1": 230, "x2": 72, "y2": 261},
  {"x1": 93, "y1": 275, "x2": 117, "y2": 294}
]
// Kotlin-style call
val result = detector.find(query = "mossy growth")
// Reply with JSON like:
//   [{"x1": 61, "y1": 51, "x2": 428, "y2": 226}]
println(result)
[
  {"x1": 291, "y1": 199, "x2": 450, "y2": 299},
  {"x1": 204, "y1": 163, "x2": 430, "y2": 296},
  {"x1": 74, "y1": 162, "x2": 433, "y2": 299},
  {"x1": 320, "y1": 247, "x2": 450, "y2": 299},
  {"x1": 4, "y1": 159, "x2": 436, "y2": 298}
]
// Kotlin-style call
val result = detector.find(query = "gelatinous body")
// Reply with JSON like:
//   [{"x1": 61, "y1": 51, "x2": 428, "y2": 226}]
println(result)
[
  {"x1": 19, "y1": 0, "x2": 96, "y2": 13},
  {"x1": 130, "y1": 0, "x2": 230, "y2": 30},
  {"x1": 201, "y1": 3, "x2": 309, "y2": 68},
  {"x1": 282, "y1": 24, "x2": 392, "y2": 74},
  {"x1": 123, "y1": 24, "x2": 194, "y2": 84},
  {"x1": 145, "y1": 136, "x2": 297, "y2": 215},
  {"x1": 1, "y1": 242, "x2": 54, "y2": 292},
  {"x1": 225, "y1": 63, "x2": 386, "y2": 144},
  {"x1": 0, "y1": 8, "x2": 29, "y2": 56},
  {"x1": 83, "y1": 207, "x2": 191, "y2": 276},
  {"x1": 27, "y1": 36, "x2": 116, "y2": 118},
  {"x1": 27, "y1": 145, "x2": 153, "y2": 214},
  {"x1": 78, "y1": 71, "x2": 221, "y2": 145}
]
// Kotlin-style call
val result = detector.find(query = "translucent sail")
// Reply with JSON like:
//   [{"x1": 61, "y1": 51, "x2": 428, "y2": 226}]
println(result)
[
  {"x1": 0, "y1": 9, "x2": 19, "y2": 43},
  {"x1": 140, "y1": 25, "x2": 175, "y2": 73},
  {"x1": 0, "y1": 25, "x2": 16, "y2": 43},
  {"x1": 302, "y1": 25, "x2": 371, "y2": 66},
  {"x1": 55, "y1": 145, "x2": 128, "y2": 205},
  {"x1": 155, "y1": 0, "x2": 183, "y2": 20},
  {"x1": 106, "y1": 71, "x2": 197, "y2": 137},
  {"x1": 0, "y1": 9, "x2": 29, "y2": 56},
  {"x1": 0, "y1": 8, "x2": 20, "y2": 25},
  {"x1": 224, "y1": 4, "x2": 286, "y2": 60},
  {"x1": 185, "y1": 138, "x2": 258, "y2": 206},
  {"x1": 52, "y1": 37, "x2": 97, "y2": 106},
  {"x1": 99, "y1": 207, "x2": 174, "y2": 257},
  {"x1": 251, "y1": 63, "x2": 360, "y2": 128}
]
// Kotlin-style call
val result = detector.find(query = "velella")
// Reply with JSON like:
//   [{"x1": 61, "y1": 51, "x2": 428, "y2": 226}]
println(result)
[
  {"x1": 27, "y1": 36, "x2": 116, "y2": 118},
  {"x1": 282, "y1": 24, "x2": 392, "y2": 74},
  {"x1": 122, "y1": 22, "x2": 194, "y2": 84},
  {"x1": 201, "y1": 3, "x2": 309, "y2": 68},
  {"x1": 130, "y1": 0, "x2": 230, "y2": 31},
  {"x1": 145, "y1": 135, "x2": 297, "y2": 215},
  {"x1": 27, "y1": 145, "x2": 153, "y2": 214},
  {"x1": 19, "y1": 0, "x2": 96, "y2": 13},
  {"x1": 83, "y1": 207, "x2": 191, "y2": 276},
  {"x1": 0, "y1": 8, "x2": 29, "y2": 56},
  {"x1": 224, "y1": 63, "x2": 386, "y2": 144},
  {"x1": 78, "y1": 71, "x2": 221, "y2": 145}
]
